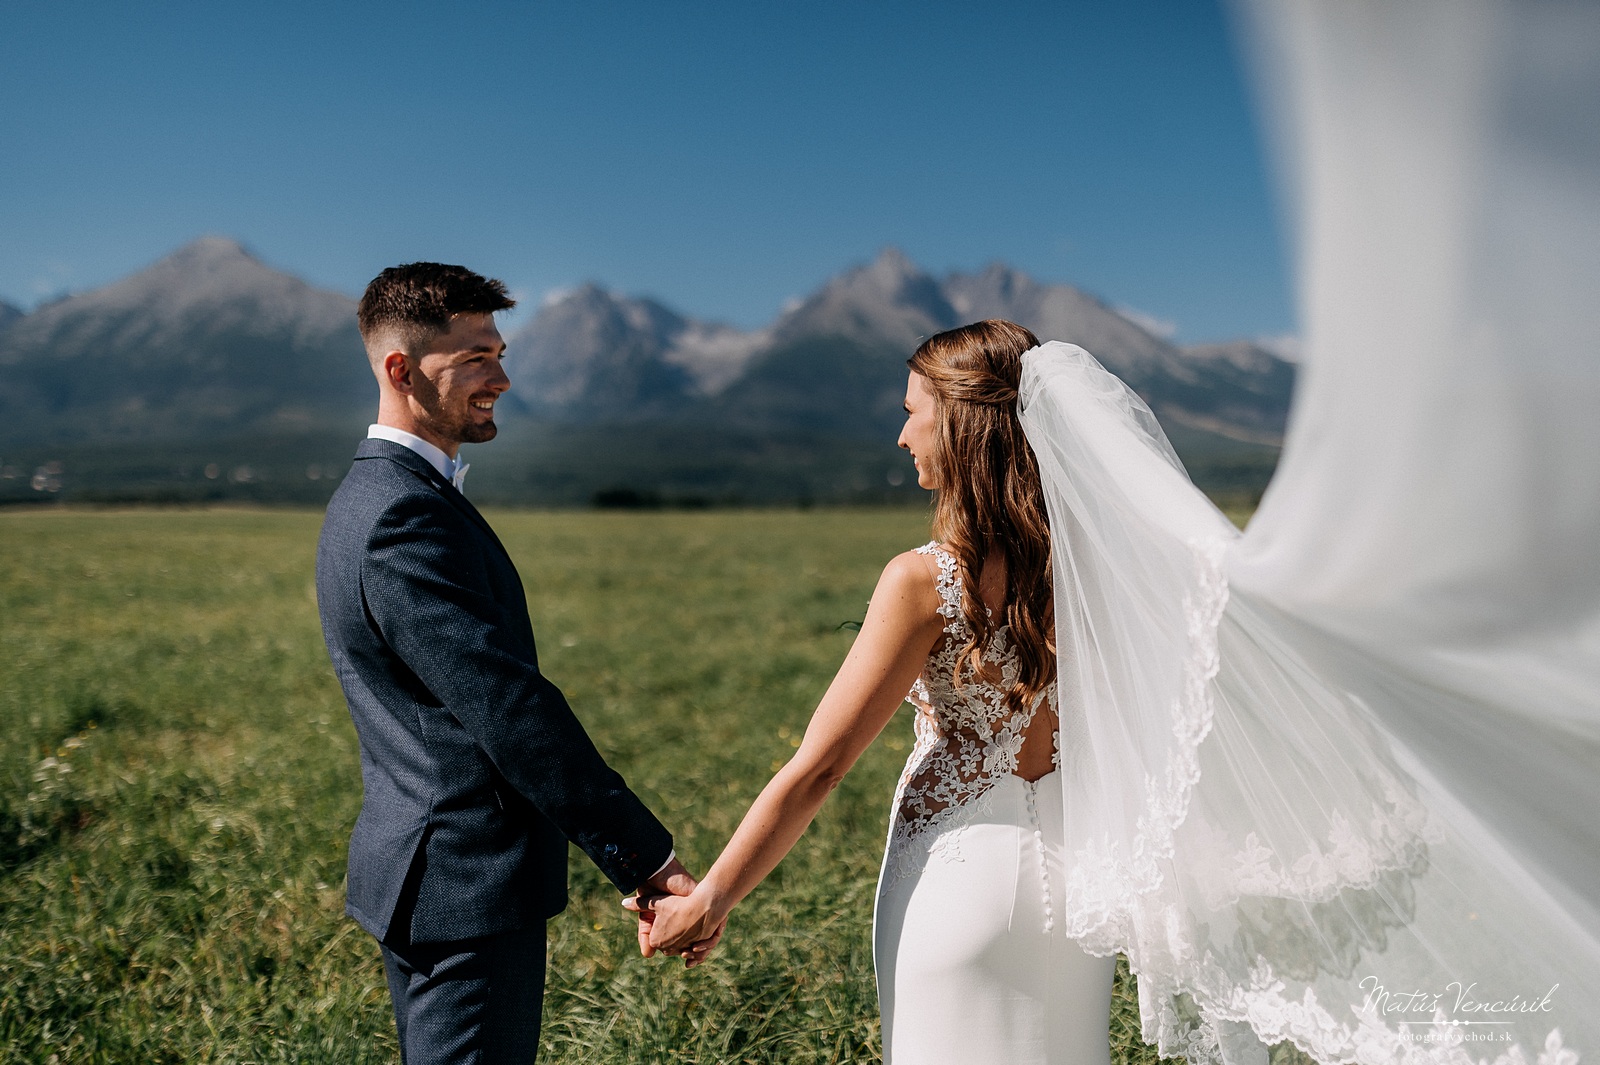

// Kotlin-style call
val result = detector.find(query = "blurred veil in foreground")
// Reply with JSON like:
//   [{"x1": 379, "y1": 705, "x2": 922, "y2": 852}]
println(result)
[{"x1": 1020, "y1": 2, "x2": 1600, "y2": 1062}]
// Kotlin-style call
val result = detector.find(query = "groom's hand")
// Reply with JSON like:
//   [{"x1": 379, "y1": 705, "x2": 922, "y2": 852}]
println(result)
[{"x1": 643, "y1": 856, "x2": 697, "y2": 901}]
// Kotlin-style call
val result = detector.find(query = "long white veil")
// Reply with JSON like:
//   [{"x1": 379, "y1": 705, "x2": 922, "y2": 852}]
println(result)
[{"x1": 1019, "y1": 2, "x2": 1600, "y2": 1063}]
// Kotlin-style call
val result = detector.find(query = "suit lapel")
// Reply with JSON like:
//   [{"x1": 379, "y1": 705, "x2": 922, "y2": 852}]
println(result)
[{"x1": 354, "y1": 439, "x2": 513, "y2": 559}]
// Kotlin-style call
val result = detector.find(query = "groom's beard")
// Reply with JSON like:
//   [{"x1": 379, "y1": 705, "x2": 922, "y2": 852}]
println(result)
[
  {"x1": 451, "y1": 405, "x2": 498, "y2": 444},
  {"x1": 441, "y1": 414, "x2": 497, "y2": 445},
  {"x1": 413, "y1": 384, "x2": 499, "y2": 446},
  {"x1": 417, "y1": 408, "x2": 497, "y2": 447}
]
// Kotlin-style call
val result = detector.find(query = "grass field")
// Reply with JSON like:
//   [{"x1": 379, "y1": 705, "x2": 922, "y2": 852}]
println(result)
[{"x1": 0, "y1": 507, "x2": 1258, "y2": 1064}]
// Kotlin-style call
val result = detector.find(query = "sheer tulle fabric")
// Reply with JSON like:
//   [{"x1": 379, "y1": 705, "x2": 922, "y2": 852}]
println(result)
[{"x1": 1020, "y1": 3, "x2": 1600, "y2": 1063}]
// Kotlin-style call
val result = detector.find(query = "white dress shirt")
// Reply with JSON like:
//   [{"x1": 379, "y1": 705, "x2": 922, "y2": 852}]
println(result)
[
  {"x1": 363, "y1": 423, "x2": 676, "y2": 882},
  {"x1": 367, "y1": 424, "x2": 469, "y2": 489}
]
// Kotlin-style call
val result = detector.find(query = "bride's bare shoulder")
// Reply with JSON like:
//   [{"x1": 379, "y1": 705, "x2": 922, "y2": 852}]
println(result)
[{"x1": 872, "y1": 548, "x2": 944, "y2": 623}]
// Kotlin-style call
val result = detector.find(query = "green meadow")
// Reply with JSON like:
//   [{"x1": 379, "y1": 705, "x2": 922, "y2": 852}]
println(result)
[{"x1": 0, "y1": 507, "x2": 1264, "y2": 1064}]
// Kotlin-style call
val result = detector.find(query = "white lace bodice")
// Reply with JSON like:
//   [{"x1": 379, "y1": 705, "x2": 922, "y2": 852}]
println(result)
[{"x1": 882, "y1": 542, "x2": 1058, "y2": 886}]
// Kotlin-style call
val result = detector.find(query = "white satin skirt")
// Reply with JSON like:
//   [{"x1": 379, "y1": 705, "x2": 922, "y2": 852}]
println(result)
[{"x1": 873, "y1": 771, "x2": 1116, "y2": 1065}]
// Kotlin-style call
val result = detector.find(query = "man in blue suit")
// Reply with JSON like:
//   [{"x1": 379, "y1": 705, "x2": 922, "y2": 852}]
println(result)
[{"x1": 316, "y1": 263, "x2": 713, "y2": 1064}]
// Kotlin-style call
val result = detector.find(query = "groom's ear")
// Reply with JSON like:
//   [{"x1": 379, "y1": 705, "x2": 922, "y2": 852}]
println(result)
[{"x1": 381, "y1": 351, "x2": 415, "y2": 396}]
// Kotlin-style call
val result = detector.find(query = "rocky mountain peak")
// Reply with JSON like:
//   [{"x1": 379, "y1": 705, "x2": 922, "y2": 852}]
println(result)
[
  {"x1": 533, "y1": 284, "x2": 688, "y2": 344},
  {"x1": 773, "y1": 246, "x2": 956, "y2": 347},
  {"x1": 120, "y1": 236, "x2": 298, "y2": 308},
  {"x1": 1, "y1": 237, "x2": 356, "y2": 355},
  {"x1": 0, "y1": 236, "x2": 366, "y2": 446},
  {"x1": 506, "y1": 284, "x2": 766, "y2": 416},
  {"x1": 164, "y1": 234, "x2": 257, "y2": 268},
  {"x1": 943, "y1": 263, "x2": 1186, "y2": 386},
  {"x1": 944, "y1": 261, "x2": 1039, "y2": 320},
  {"x1": 859, "y1": 246, "x2": 918, "y2": 288},
  {"x1": 836, "y1": 247, "x2": 947, "y2": 307}
]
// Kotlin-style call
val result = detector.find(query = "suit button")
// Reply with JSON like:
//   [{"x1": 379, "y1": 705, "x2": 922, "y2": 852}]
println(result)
[{"x1": 603, "y1": 844, "x2": 618, "y2": 857}]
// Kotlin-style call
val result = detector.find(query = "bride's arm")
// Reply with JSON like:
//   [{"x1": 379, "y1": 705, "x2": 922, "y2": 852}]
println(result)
[{"x1": 634, "y1": 549, "x2": 943, "y2": 955}]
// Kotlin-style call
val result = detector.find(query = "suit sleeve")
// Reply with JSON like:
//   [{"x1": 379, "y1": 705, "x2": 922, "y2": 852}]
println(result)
[{"x1": 360, "y1": 495, "x2": 672, "y2": 894}]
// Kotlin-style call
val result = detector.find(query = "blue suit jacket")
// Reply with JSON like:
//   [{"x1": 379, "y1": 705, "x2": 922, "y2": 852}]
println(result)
[{"x1": 316, "y1": 438, "x2": 672, "y2": 944}]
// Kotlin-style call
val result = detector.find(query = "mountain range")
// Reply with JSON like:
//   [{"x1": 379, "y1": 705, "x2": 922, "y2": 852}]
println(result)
[
  {"x1": 507, "y1": 248, "x2": 1293, "y2": 445},
  {"x1": 0, "y1": 238, "x2": 1291, "y2": 505}
]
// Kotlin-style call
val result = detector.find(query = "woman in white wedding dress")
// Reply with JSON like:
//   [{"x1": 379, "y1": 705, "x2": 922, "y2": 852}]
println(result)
[
  {"x1": 870, "y1": 322, "x2": 1118, "y2": 1065},
  {"x1": 639, "y1": 318, "x2": 1120, "y2": 1065}
]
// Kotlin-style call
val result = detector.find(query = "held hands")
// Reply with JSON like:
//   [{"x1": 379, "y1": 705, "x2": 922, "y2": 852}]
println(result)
[
  {"x1": 624, "y1": 858, "x2": 726, "y2": 968},
  {"x1": 625, "y1": 884, "x2": 730, "y2": 964}
]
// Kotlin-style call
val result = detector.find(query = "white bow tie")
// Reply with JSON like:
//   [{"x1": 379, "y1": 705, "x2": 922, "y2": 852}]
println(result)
[{"x1": 444, "y1": 458, "x2": 470, "y2": 490}]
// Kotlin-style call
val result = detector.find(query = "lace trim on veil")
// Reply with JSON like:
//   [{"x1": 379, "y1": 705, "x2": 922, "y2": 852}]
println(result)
[
  {"x1": 1060, "y1": 536, "x2": 1234, "y2": 944},
  {"x1": 1064, "y1": 538, "x2": 1550, "y2": 1065}
]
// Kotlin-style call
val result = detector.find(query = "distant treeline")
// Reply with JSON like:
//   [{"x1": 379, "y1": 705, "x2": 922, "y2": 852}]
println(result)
[{"x1": 0, "y1": 422, "x2": 1277, "y2": 512}]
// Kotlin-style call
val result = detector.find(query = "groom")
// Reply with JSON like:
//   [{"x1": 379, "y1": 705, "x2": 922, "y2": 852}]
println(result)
[{"x1": 316, "y1": 262, "x2": 709, "y2": 1064}]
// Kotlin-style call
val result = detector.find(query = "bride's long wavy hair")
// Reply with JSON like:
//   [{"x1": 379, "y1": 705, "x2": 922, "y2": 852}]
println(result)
[{"x1": 908, "y1": 319, "x2": 1054, "y2": 713}]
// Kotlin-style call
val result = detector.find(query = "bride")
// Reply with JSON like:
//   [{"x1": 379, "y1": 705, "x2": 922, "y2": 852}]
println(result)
[
  {"x1": 639, "y1": 3, "x2": 1600, "y2": 1062},
  {"x1": 639, "y1": 319, "x2": 1122, "y2": 1064}
]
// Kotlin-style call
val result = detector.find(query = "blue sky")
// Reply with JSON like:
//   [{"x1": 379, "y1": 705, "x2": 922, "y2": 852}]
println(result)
[{"x1": 0, "y1": 0, "x2": 1291, "y2": 342}]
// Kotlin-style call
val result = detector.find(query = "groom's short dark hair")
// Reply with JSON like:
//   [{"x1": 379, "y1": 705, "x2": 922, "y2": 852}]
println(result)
[{"x1": 358, "y1": 262, "x2": 516, "y2": 352}]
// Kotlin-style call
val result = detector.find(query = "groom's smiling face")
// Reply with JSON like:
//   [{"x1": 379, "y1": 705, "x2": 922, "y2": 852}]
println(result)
[{"x1": 406, "y1": 312, "x2": 510, "y2": 448}]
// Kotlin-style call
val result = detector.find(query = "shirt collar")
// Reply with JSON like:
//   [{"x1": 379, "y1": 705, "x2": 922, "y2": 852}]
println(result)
[{"x1": 366, "y1": 424, "x2": 469, "y2": 489}]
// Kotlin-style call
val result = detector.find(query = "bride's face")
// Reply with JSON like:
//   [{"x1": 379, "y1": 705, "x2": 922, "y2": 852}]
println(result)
[{"x1": 898, "y1": 371, "x2": 940, "y2": 490}]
